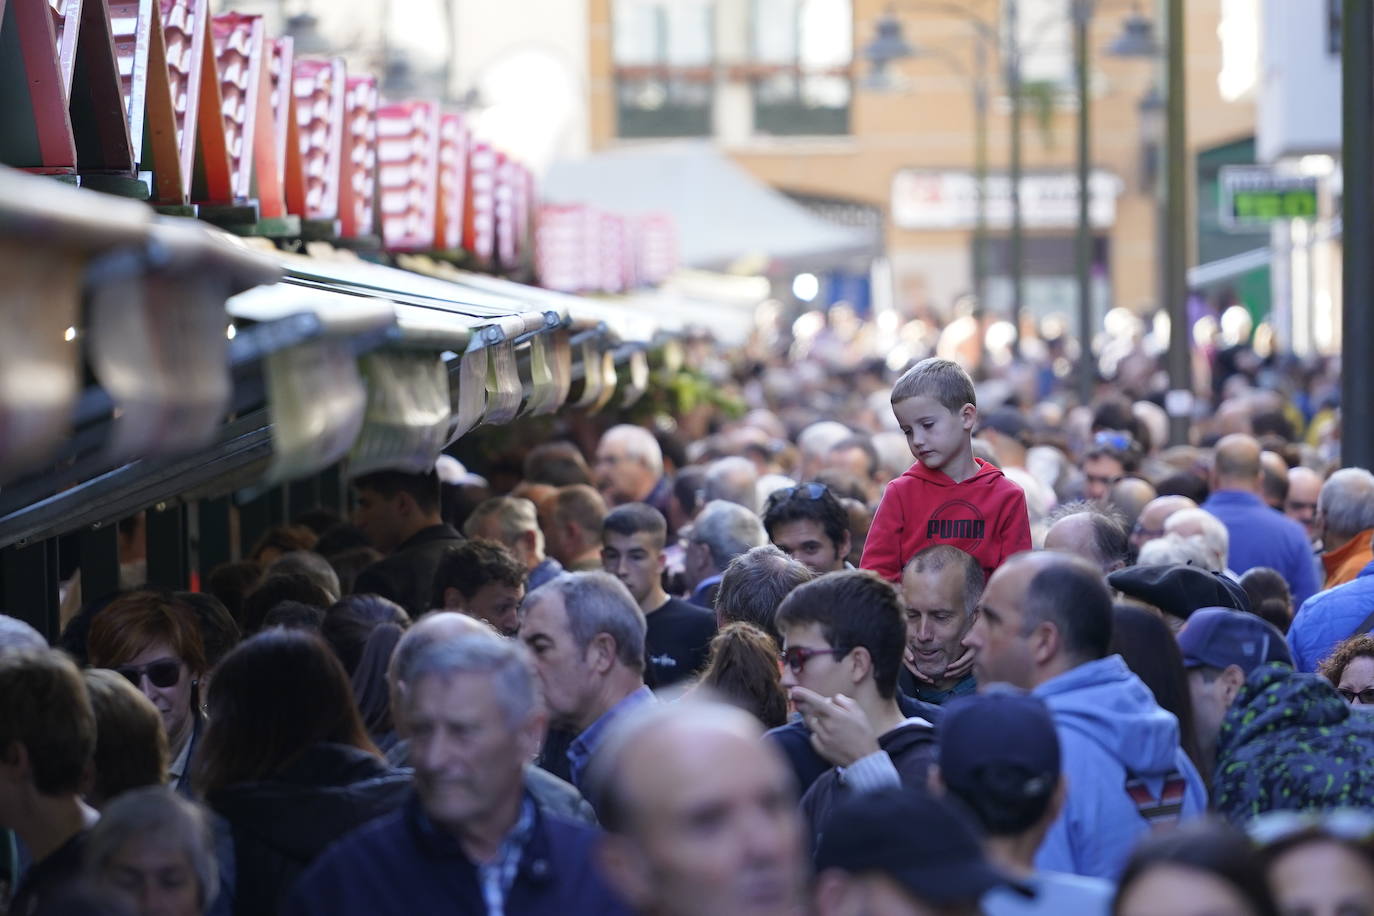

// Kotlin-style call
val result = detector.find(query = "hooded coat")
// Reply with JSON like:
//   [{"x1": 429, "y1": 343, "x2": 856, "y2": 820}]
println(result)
[
  {"x1": 1214, "y1": 663, "x2": 1374, "y2": 823},
  {"x1": 208, "y1": 743, "x2": 412, "y2": 916},
  {"x1": 799, "y1": 719, "x2": 938, "y2": 853},
  {"x1": 1033, "y1": 656, "x2": 1208, "y2": 880},
  {"x1": 861, "y1": 458, "x2": 1031, "y2": 582}
]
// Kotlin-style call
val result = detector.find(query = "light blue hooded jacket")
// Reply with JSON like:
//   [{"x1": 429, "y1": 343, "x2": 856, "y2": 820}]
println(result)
[{"x1": 1032, "y1": 655, "x2": 1208, "y2": 880}]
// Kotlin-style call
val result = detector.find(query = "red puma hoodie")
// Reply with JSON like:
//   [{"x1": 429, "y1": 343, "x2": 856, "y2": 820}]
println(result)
[{"x1": 860, "y1": 457, "x2": 1032, "y2": 582}]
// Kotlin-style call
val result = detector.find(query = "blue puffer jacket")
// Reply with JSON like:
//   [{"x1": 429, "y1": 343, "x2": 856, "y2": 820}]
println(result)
[{"x1": 1033, "y1": 656, "x2": 1208, "y2": 880}]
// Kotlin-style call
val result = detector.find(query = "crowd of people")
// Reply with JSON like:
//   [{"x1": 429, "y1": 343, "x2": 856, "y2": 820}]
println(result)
[{"x1": 2, "y1": 325, "x2": 1374, "y2": 916}]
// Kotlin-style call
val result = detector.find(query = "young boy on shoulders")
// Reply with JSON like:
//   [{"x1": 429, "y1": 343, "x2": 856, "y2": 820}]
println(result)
[{"x1": 861, "y1": 358, "x2": 1031, "y2": 583}]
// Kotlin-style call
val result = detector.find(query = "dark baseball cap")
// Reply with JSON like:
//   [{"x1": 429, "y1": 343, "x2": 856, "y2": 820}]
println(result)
[
  {"x1": 939, "y1": 688, "x2": 1060, "y2": 807},
  {"x1": 1107, "y1": 564, "x2": 1251, "y2": 621},
  {"x1": 1178, "y1": 607, "x2": 1293, "y2": 674},
  {"x1": 815, "y1": 788, "x2": 1029, "y2": 906}
]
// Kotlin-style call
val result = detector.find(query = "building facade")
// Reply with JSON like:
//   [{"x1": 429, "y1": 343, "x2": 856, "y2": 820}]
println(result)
[{"x1": 588, "y1": 0, "x2": 1258, "y2": 331}]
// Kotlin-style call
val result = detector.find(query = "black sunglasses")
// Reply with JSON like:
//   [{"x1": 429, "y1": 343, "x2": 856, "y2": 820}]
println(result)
[
  {"x1": 1339, "y1": 687, "x2": 1374, "y2": 706},
  {"x1": 115, "y1": 659, "x2": 182, "y2": 689},
  {"x1": 765, "y1": 482, "x2": 829, "y2": 512},
  {"x1": 780, "y1": 645, "x2": 848, "y2": 675}
]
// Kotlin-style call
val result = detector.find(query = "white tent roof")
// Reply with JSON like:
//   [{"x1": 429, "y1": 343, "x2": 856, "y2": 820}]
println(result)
[{"x1": 543, "y1": 142, "x2": 877, "y2": 270}]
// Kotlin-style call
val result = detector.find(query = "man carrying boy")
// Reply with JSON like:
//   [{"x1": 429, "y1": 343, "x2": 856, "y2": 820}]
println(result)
[{"x1": 862, "y1": 358, "x2": 1031, "y2": 582}]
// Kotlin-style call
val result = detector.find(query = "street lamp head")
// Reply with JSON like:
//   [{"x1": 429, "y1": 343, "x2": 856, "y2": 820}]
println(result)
[
  {"x1": 863, "y1": 11, "x2": 916, "y2": 81},
  {"x1": 1107, "y1": 10, "x2": 1160, "y2": 58}
]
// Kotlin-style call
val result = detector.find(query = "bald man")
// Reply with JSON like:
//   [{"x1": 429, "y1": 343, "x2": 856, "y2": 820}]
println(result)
[
  {"x1": 593, "y1": 702, "x2": 809, "y2": 916},
  {"x1": 1043, "y1": 503, "x2": 1129, "y2": 574},
  {"x1": 1201, "y1": 435, "x2": 1318, "y2": 606},
  {"x1": 1284, "y1": 466, "x2": 1323, "y2": 546},
  {"x1": 595, "y1": 425, "x2": 671, "y2": 515},
  {"x1": 1131, "y1": 495, "x2": 1196, "y2": 553},
  {"x1": 962, "y1": 552, "x2": 1205, "y2": 879},
  {"x1": 1259, "y1": 451, "x2": 1290, "y2": 511}
]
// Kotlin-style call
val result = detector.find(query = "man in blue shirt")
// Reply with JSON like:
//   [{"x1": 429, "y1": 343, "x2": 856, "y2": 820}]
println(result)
[
  {"x1": 1201, "y1": 435, "x2": 1318, "y2": 607},
  {"x1": 519, "y1": 571, "x2": 654, "y2": 793},
  {"x1": 1288, "y1": 555, "x2": 1374, "y2": 671}
]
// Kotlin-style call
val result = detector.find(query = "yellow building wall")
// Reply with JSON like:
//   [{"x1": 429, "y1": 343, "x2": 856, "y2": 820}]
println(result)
[{"x1": 587, "y1": 0, "x2": 1256, "y2": 322}]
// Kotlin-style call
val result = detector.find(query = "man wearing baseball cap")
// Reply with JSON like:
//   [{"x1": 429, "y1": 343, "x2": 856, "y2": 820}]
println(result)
[
  {"x1": 936, "y1": 689, "x2": 1113, "y2": 916},
  {"x1": 812, "y1": 787, "x2": 1026, "y2": 916},
  {"x1": 1181, "y1": 607, "x2": 1374, "y2": 823}
]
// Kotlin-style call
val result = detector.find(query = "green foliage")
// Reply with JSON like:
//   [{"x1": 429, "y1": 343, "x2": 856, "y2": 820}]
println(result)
[{"x1": 1021, "y1": 79, "x2": 1059, "y2": 148}]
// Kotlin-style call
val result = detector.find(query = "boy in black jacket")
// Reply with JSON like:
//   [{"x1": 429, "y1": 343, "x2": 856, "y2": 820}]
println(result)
[{"x1": 773, "y1": 570, "x2": 938, "y2": 849}]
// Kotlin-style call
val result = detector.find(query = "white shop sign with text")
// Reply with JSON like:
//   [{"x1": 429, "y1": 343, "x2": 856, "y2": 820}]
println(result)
[{"x1": 891, "y1": 170, "x2": 1124, "y2": 231}]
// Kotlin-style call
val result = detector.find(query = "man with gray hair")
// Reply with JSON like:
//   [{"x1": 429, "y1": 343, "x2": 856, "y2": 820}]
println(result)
[
  {"x1": 683, "y1": 500, "x2": 767, "y2": 610},
  {"x1": 899, "y1": 545, "x2": 982, "y2": 704},
  {"x1": 702, "y1": 456, "x2": 760, "y2": 514},
  {"x1": 595, "y1": 424, "x2": 670, "y2": 515},
  {"x1": 287, "y1": 631, "x2": 630, "y2": 915},
  {"x1": 1164, "y1": 507, "x2": 1233, "y2": 576},
  {"x1": 1316, "y1": 467, "x2": 1374, "y2": 588},
  {"x1": 0, "y1": 614, "x2": 45, "y2": 653},
  {"x1": 714, "y1": 544, "x2": 813, "y2": 647},
  {"x1": 797, "y1": 421, "x2": 853, "y2": 481},
  {"x1": 1043, "y1": 501, "x2": 1130, "y2": 574},
  {"x1": 384, "y1": 612, "x2": 593, "y2": 823},
  {"x1": 464, "y1": 495, "x2": 565, "y2": 591},
  {"x1": 520, "y1": 572, "x2": 654, "y2": 792}
]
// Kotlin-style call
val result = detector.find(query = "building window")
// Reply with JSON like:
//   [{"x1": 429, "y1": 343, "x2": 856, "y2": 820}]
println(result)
[
  {"x1": 1006, "y1": 0, "x2": 1071, "y2": 89},
  {"x1": 613, "y1": 0, "x2": 715, "y2": 138},
  {"x1": 749, "y1": 0, "x2": 851, "y2": 136}
]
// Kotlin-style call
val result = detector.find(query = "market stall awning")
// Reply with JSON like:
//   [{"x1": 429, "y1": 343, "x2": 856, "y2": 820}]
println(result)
[{"x1": 542, "y1": 142, "x2": 878, "y2": 271}]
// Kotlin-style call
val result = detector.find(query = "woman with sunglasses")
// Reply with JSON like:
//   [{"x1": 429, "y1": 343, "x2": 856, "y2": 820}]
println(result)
[
  {"x1": 1318, "y1": 634, "x2": 1374, "y2": 709},
  {"x1": 1252, "y1": 811, "x2": 1374, "y2": 916},
  {"x1": 88, "y1": 591, "x2": 209, "y2": 797}
]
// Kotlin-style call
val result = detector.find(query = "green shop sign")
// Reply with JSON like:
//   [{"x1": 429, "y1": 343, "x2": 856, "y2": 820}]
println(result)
[{"x1": 1219, "y1": 166, "x2": 1319, "y2": 231}]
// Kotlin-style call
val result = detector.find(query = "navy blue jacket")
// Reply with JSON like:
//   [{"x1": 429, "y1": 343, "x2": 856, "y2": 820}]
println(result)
[
  {"x1": 765, "y1": 692, "x2": 943, "y2": 794},
  {"x1": 282, "y1": 792, "x2": 631, "y2": 916}
]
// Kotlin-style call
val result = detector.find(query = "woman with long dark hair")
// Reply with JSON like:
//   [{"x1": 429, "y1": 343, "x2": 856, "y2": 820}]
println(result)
[
  {"x1": 1109, "y1": 603, "x2": 1207, "y2": 780},
  {"x1": 193, "y1": 628, "x2": 410, "y2": 915}
]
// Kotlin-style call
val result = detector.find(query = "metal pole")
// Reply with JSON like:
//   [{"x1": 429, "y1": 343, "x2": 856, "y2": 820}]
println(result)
[
  {"x1": 1008, "y1": 0, "x2": 1024, "y2": 355},
  {"x1": 1164, "y1": 0, "x2": 1191, "y2": 445},
  {"x1": 974, "y1": 37, "x2": 989, "y2": 352},
  {"x1": 1074, "y1": 0, "x2": 1093, "y2": 405},
  {"x1": 1343, "y1": 0, "x2": 1374, "y2": 468}
]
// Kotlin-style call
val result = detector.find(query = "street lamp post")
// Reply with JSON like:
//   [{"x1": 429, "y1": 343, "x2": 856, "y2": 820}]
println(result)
[
  {"x1": 1162, "y1": 0, "x2": 1190, "y2": 446},
  {"x1": 1073, "y1": 1, "x2": 1093, "y2": 405},
  {"x1": 863, "y1": 3, "x2": 1017, "y2": 355},
  {"x1": 1342, "y1": 0, "x2": 1373, "y2": 468},
  {"x1": 1071, "y1": 3, "x2": 1157, "y2": 407},
  {"x1": 1007, "y1": 0, "x2": 1024, "y2": 357}
]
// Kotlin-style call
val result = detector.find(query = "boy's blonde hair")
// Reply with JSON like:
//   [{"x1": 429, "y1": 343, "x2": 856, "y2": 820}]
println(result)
[{"x1": 890, "y1": 358, "x2": 976, "y2": 413}]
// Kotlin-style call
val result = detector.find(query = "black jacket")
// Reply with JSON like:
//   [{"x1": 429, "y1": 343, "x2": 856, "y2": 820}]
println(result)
[
  {"x1": 282, "y1": 793, "x2": 632, "y2": 916},
  {"x1": 800, "y1": 719, "x2": 939, "y2": 852},
  {"x1": 352, "y1": 524, "x2": 464, "y2": 617},
  {"x1": 207, "y1": 743, "x2": 412, "y2": 916},
  {"x1": 765, "y1": 692, "x2": 943, "y2": 795}
]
